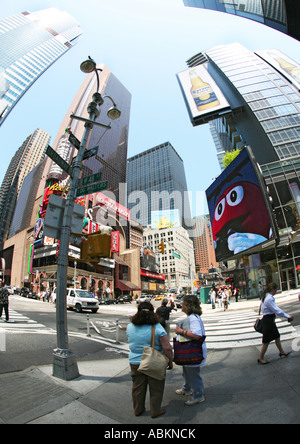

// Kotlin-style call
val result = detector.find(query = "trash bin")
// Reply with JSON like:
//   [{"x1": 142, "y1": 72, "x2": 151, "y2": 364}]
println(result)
[{"x1": 200, "y1": 286, "x2": 212, "y2": 304}]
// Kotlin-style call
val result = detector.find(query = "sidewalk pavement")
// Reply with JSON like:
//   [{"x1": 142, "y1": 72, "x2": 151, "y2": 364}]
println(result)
[{"x1": 0, "y1": 291, "x2": 299, "y2": 425}]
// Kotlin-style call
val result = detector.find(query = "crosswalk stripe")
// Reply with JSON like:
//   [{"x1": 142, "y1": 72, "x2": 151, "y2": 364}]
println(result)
[
  {"x1": 0, "y1": 309, "x2": 50, "y2": 332},
  {"x1": 170, "y1": 309, "x2": 298, "y2": 349}
]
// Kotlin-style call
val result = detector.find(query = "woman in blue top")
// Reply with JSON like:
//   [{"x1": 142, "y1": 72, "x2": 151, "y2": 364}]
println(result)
[{"x1": 127, "y1": 301, "x2": 173, "y2": 418}]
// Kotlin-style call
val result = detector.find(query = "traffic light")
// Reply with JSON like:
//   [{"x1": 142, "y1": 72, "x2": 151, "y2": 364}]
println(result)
[
  {"x1": 80, "y1": 232, "x2": 111, "y2": 262},
  {"x1": 158, "y1": 241, "x2": 165, "y2": 254}
]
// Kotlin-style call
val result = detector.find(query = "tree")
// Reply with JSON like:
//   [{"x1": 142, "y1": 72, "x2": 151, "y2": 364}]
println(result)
[{"x1": 222, "y1": 148, "x2": 242, "y2": 168}]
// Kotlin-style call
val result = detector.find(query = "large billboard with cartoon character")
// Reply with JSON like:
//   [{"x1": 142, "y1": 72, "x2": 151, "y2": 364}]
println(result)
[{"x1": 206, "y1": 147, "x2": 278, "y2": 262}]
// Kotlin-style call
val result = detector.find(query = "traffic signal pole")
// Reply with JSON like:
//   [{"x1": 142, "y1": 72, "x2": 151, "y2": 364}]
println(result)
[{"x1": 52, "y1": 93, "x2": 103, "y2": 381}]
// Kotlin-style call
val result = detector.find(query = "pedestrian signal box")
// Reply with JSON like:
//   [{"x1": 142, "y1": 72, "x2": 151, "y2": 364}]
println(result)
[{"x1": 80, "y1": 232, "x2": 111, "y2": 262}]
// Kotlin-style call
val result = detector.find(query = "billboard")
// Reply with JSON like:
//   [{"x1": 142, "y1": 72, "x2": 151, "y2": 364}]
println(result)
[
  {"x1": 256, "y1": 49, "x2": 300, "y2": 90},
  {"x1": 151, "y1": 209, "x2": 181, "y2": 230},
  {"x1": 206, "y1": 147, "x2": 278, "y2": 262},
  {"x1": 141, "y1": 246, "x2": 159, "y2": 274},
  {"x1": 177, "y1": 63, "x2": 230, "y2": 125}
]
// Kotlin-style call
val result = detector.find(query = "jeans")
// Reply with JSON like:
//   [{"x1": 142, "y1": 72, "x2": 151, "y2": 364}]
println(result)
[{"x1": 182, "y1": 366, "x2": 204, "y2": 399}]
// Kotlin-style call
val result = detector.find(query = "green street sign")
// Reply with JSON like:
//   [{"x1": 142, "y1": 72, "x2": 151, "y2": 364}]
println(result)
[
  {"x1": 77, "y1": 172, "x2": 102, "y2": 188},
  {"x1": 172, "y1": 251, "x2": 181, "y2": 259},
  {"x1": 46, "y1": 145, "x2": 72, "y2": 176},
  {"x1": 76, "y1": 180, "x2": 108, "y2": 197}
]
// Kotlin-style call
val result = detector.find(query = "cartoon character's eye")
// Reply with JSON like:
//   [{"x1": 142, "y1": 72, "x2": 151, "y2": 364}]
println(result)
[
  {"x1": 226, "y1": 185, "x2": 244, "y2": 207},
  {"x1": 215, "y1": 197, "x2": 226, "y2": 221}
]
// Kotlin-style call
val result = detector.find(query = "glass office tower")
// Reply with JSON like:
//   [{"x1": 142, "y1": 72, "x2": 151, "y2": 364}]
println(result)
[
  {"x1": 183, "y1": 42, "x2": 300, "y2": 294},
  {"x1": 183, "y1": 0, "x2": 300, "y2": 41},
  {"x1": 0, "y1": 8, "x2": 82, "y2": 125},
  {"x1": 127, "y1": 142, "x2": 192, "y2": 229}
]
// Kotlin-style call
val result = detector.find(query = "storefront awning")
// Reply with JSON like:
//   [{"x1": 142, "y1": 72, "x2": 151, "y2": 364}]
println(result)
[{"x1": 116, "y1": 280, "x2": 141, "y2": 291}]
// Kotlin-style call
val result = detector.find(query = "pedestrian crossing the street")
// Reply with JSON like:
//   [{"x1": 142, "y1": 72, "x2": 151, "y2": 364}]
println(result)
[
  {"x1": 171, "y1": 309, "x2": 298, "y2": 349},
  {"x1": 0, "y1": 309, "x2": 51, "y2": 334}
]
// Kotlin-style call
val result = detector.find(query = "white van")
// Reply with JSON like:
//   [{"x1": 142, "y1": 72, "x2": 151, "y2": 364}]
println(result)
[{"x1": 52, "y1": 288, "x2": 99, "y2": 313}]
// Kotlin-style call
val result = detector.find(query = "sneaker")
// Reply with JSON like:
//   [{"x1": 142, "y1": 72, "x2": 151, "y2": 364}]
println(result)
[
  {"x1": 175, "y1": 389, "x2": 193, "y2": 396},
  {"x1": 185, "y1": 396, "x2": 205, "y2": 406}
]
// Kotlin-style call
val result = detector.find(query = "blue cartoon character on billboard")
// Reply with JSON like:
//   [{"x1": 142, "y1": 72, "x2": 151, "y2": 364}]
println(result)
[{"x1": 206, "y1": 148, "x2": 276, "y2": 262}]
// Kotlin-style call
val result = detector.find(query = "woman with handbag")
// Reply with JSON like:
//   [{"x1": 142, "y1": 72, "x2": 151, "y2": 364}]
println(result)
[
  {"x1": 258, "y1": 282, "x2": 294, "y2": 365},
  {"x1": 174, "y1": 295, "x2": 207, "y2": 406},
  {"x1": 126, "y1": 301, "x2": 173, "y2": 418}
]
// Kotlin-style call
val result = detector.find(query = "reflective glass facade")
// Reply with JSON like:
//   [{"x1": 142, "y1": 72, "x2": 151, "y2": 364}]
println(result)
[
  {"x1": 183, "y1": 0, "x2": 300, "y2": 40},
  {"x1": 0, "y1": 8, "x2": 81, "y2": 125},
  {"x1": 205, "y1": 43, "x2": 300, "y2": 163},
  {"x1": 127, "y1": 142, "x2": 191, "y2": 228},
  {"x1": 188, "y1": 43, "x2": 300, "y2": 294}
]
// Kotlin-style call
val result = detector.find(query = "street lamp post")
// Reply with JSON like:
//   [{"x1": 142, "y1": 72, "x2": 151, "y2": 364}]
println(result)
[{"x1": 52, "y1": 58, "x2": 121, "y2": 381}]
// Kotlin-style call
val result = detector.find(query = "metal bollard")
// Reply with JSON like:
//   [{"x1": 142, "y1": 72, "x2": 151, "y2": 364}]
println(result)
[
  {"x1": 87, "y1": 315, "x2": 91, "y2": 337},
  {"x1": 115, "y1": 319, "x2": 120, "y2": 344}
]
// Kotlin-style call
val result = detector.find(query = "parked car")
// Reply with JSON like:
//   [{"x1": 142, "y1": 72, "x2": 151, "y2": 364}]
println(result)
[
  {"x1": 99, "y1": 298, "x2": 117, "y2": 305},
  {"x1": 136, "y1": 294, "x2": 151, "y2": 304},
  {"x1": 28, "y1": 291, "x2": 38, "y2": 300},
  {"x1": 5, "y1": 286, "x2": 14, "y2": 295},
  {"x1": 21, "y1": 287, "x2": 30, "y2": 298},
  {"x1": 116, "y1": 295, "x2": 132, "y2": 304},
  {"x1": 52, "y1": 287, "x2": 99, "y2": 313}
]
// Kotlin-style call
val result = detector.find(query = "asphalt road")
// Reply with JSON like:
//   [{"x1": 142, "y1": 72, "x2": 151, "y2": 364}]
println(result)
[{"x1": 1, "y1": 295, "x2": 299, "y2": 375}]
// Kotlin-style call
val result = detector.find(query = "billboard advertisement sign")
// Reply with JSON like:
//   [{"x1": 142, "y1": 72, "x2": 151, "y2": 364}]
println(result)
[
  {"x1": 151, "y1": 209, "x2": 181, "y2": 230},
  {"x1": 177, "y1": 63, "x2": 230, "y2": 125},
  {"x1": 206, "y1": 147, "x2": 278, "y2": 262},
  {"x1": 141, "y1": 246, "x2": 159, "y2": 274},
  {"x1": 256, "y1": 49, "x2": 300, "y2": 90}
]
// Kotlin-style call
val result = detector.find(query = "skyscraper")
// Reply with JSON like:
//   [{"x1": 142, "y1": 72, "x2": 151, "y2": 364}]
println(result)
[
  {"x1": 183, "y1": 0, "x2": 300, "y2": 41},
  {"x1": 47, "y1": 63, "x2": 131, "y2": 204},
  {"x1": 178, "y1": 42, "x2": 300, "y2": 294},
  {"x1": 0, "y1": 8, "x2": 82, "y2": 125},
  {"x1": 184, "y1": 43, "x2": 300, "y2": 166},
  {"x1": 127, "y1": 142, "x2": 192, "y2": 229},
  {"x1": 0, "y1": 128, "x2": 50, "y2": 243}
]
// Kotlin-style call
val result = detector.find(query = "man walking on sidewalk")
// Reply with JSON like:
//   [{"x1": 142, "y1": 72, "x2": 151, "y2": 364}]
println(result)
[{"x1": 0, "y1": 280, "x2": 9, "y2": 322}]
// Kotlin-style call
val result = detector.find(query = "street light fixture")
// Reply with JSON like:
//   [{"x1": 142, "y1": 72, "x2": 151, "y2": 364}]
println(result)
[{"x1": 52, "y1": 58, "x2": 121, "y2": 381}]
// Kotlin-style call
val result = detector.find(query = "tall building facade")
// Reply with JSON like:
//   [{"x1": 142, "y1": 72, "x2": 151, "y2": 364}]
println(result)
[
  {"x1": 127, "y1": 142, "x2": 192, "y2": 229},
  {"x1": 1, "y1": 64, "x2": 132, "y2": 290},
  {"x1": 183, "y1": 0, "x2": 300, "y2": 41},
  {"x1": 143, "y1": 225, "x2": 196, "y2": 291},
  {"x1": 193, "y1": 215, "x2": 217, "y2": 274},
  {"x1": 0, "y1": 128, "x2": 50, "y2": 244},
  {"x1": 47, "y1": 64, "x2": 131, "y2": 205},
  {"x1": 0, "y1": 8, "x2": 81, "y2": 125},
  {"x1": 186, "y1": 43, "x2": 300, "y2": 167},
  {"x1": 180, "y1": 42, "x2": 300, "y2": 295}
]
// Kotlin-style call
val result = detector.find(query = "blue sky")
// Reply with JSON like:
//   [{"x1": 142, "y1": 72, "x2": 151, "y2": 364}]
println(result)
[{"x1": 0, "y1": 0, "x2": 299, "y2": 216}]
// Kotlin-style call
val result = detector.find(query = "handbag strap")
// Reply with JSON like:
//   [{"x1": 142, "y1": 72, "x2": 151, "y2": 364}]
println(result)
[
  {"x1": 151, "y1": 325, "x2": 156, "y2": 349},
  {"x1": 259, "y1": 303, "x2": 262, "y2": 316}
]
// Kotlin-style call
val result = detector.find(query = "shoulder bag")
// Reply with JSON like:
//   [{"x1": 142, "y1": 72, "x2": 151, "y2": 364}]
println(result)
[
  {"x1": 254, "y1": 304, "x2": 263, "y2": 334},
  {"x1": 138, "y1": 325, "x2": 169, "y2": 380}
]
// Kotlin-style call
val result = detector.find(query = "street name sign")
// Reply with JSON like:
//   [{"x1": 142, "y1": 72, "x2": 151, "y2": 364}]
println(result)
[
  {"x1": 172, "y1": 251, "x2": 181, "y2": 259},
  {"x1": 77, "y1": 172, "x2": 102, "y2": 188},
  {"x1": 83, "y1": 146, "x2": 98, "y2": 160},
  {"x1": 46, "y1": 145, "x2": 72, "y2": 176},
  {"x1": 68, "y1": 133, "x2": 80, "y2": 149},
  {"x1": 76, "y1": 180, "x2": 108, "y2": 197}
]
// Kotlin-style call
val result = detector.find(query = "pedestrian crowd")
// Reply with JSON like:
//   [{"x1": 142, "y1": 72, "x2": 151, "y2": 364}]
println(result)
[{"x1": 209, "y1": 285, "x2": 239, "y2": 311}]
